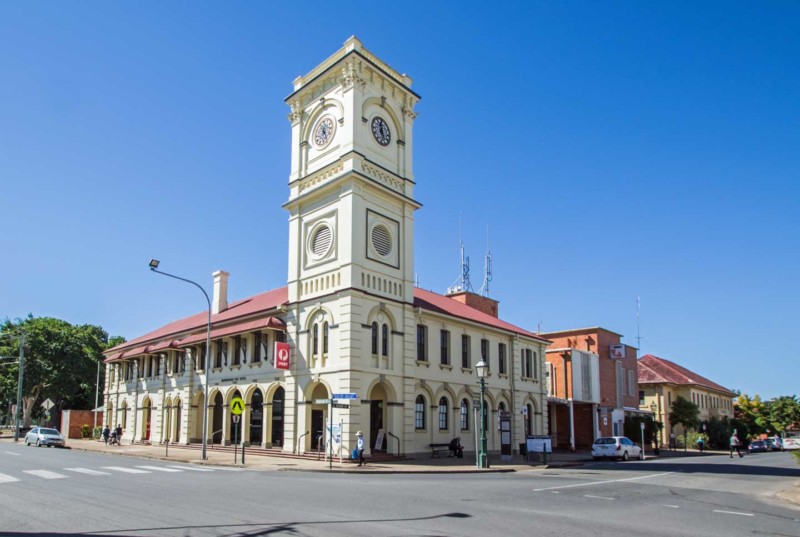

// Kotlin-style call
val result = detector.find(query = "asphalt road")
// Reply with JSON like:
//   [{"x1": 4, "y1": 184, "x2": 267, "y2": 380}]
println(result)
[{"x1": 1, "y1": 442, "x2": 798, "y2": 537}]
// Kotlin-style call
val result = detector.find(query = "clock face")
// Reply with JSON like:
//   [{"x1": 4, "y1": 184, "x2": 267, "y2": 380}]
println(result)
[
  {"x1": 314, "y1": 116, "x2": 335, "y2": 148},
  {"x1": 371, "y1": 116, "x2": 391, "y2": 146}
]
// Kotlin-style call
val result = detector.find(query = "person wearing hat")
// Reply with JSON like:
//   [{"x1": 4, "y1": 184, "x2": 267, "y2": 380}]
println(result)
[{"x1": 356, "y1": 431, "x2": 366, "y2": 466}]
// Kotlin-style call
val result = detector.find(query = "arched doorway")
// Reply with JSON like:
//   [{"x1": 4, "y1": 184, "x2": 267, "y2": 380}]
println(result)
[
  {"x1": 193, "y1": 391, "x2": 204, "y2": 443},
  {"x1": 173, "y1": 398, "x2": 182, "y2": 443},
  {"x1": 142, "y1": 398, "x2": 152, "y2": 441},
  {"x1": 368, "y1": 383, "x2": 389, "y2": 453},
  {"x1": 212, "y1": 392, "x2": 223, "y2": 444},
  {"x1": 309, "y1": 384, "x2": 329, "y2": 450},
  {"x1": 120, "y1": 400, "x2": 128, "y2": 430},
  {"x1": 163, "y1": 398, "x2": 172, "y2": 444},
  {"x1": 271, "y1": 387, "x2": 284, "y2": 447},
  {"x1": 229, "y1": 390, "x2": 242, "y2": 445},
  {"x1": 250, "y1": 389, "x2": 263, "y2": 446}
]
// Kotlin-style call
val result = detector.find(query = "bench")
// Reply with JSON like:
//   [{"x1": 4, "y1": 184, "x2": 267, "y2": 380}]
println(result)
[
  {"x1": 429, "y1": 443, "x2": 452, "y2": 458},
  {"x1": 429, "y1": 438, "x2": 463, "y2": 458}
]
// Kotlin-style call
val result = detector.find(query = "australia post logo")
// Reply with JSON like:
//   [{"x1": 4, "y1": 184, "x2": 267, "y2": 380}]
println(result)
[{"x1": 275, "y1": 341, "x2": 290, "y2": 370}]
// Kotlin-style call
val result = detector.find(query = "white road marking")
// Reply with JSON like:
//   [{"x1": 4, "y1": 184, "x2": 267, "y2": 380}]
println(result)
[
  {"x1": 551, "y1": 491, "x2": 560, "y2": 494},
  {"x1": 135, "y1": 465, "x2": 182, "y2": 473},
  {"x1": 663, "y1": 505, "x2": 680, "y2": 509},
  {"x1": 64, "y1": 467, "x2": 110, "y2": 476},
  {"x1": 533, "y1": 472, "x2": 675, "y2": 492},
  {"x1": 713, "y1": 510, "x2": 753, "y2": 517},
  {"x1": 23, "y1": 470, "x2": 67, "y2": 479},
  {"x1": 102, "y1": 466, "x2": 150, "y2": 474},
  {"x1": 0, "y1": 473, "x2": 20, "y2": 484},
  {"x1": 166, "y1": 465, "x2": 214, "y2": 472},
  {"x1": 584, "y1": 495, "x2": 614, "y2": 500},
  {"x1": 4, "y1": 452, "x2": 20, "y2": 456},
  {"x1": 207, "y1": 466, "x2": 243, "y2": 471}
]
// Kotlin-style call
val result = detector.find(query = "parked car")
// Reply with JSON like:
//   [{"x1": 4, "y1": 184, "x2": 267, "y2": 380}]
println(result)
[
  {"x1": 24, "y1": 427, "x2": 65, "y2": 448},
  {"x1": 747, "y1": 440, "x2": 769, "y2": 453},
  {"x1": 592, "y1": 436, "x2": 643, "y2": 461},
  {"x1": 763, "y1": 438, "x2": 782, "y2": 451},
  {"x1": 782, "y1": 437, "x2": 800, "y2": 451}
]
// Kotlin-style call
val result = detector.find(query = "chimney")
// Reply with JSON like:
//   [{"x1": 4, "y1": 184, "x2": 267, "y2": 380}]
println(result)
[
  {"x1": 212, "y1": 270, "x2": 229, "y2": 315},
  {"x1": 447, "y1": 290, "x2": 499, "y2": 318}
]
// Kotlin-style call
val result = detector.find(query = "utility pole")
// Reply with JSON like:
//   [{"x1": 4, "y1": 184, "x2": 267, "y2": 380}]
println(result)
[{"x1": 13, "y1": 331, "x2": 25, "y2": 442}]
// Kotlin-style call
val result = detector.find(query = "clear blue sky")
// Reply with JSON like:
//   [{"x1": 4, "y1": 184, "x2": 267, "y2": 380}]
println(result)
[{"x1": 2, "y1": 2, "x2": 797, "y2": 399}]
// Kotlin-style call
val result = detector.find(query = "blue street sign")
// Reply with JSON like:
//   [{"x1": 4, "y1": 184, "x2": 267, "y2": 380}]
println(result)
[{"x1": 332, "y1": 393, "x2": 357, "y2": 400}]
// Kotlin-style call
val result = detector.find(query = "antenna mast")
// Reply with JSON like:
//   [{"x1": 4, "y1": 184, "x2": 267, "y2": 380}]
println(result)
[
  {"x1": 478, "y1": 226, "x2": 492, "y2": 297},
  {"x1": 636, "y1": 295, "x2": 643, "y2": 355},
  {"x1": 448, "y1": 214, "x2": 473, "y2": 294}
]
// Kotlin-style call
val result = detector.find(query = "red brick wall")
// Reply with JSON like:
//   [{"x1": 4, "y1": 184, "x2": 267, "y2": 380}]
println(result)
[
  {"x1": 447, "y1": 291, "x2": 499, "y2": 318},
  {"x1": 61, "y1": 410, "x2": 103, "y2": 439}
]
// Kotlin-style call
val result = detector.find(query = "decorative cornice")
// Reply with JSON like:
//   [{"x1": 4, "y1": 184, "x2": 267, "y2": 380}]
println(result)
[
  {"x1": 341, "y1": 60, "x2": 366, "y2": 92},
  {"x1": 361, "y1": 159, "x2": 405, "y2": 194},
  {"x1": 298, "y1": 163, "x2": 345, "y2": 193}
]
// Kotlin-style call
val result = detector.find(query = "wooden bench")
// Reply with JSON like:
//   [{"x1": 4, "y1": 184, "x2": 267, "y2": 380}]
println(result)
[{"x1": 429, "y1": 443, "x2": 452, "y2": 458}]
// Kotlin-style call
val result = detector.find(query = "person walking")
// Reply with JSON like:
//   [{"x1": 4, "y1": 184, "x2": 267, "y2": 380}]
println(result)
[
  {"x1": 102, "y1": 426, "x2": 110, "y2": 445},
  {"x1": 115, "y1": 424, "x2": 123, "y2": 446},
  {"x1": 696, "y1": 436, "x2": 705, "y2": 453},
  {"x1": 356, "y1": 431, "x2": 366, "y2": 466},
  {"x1": 730, "y1": 431, "x2": 743, "y2": 458}
]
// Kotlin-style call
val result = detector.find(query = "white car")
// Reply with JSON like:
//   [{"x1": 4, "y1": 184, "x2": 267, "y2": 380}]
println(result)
[
  {"x1": 592, "y1": 436, "x2": 643, "y2": 461},
  {"x1": 24, "y1": 427, "x2": 66, "y2": 448},
  {"x1": 781, "y1": 437, "x2": 800, "y2": 451}
]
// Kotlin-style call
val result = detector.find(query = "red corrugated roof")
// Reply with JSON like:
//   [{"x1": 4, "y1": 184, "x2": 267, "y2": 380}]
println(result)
[
  {"x1": 637, "y1": 354, "x2": 735, "y2": 396},
  {"x1": 413, "y1": 288, "x2": 549, "y2": 342},
  {"x1": 105, "y1": 285, "x2": 547, "y2": 361},
  {"x1": 105, "y1": 287, "x2": 288, "y2": 357}
]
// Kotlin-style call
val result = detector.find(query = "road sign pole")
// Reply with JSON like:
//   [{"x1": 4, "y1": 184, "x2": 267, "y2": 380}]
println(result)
[
  {"x1": 329, "y1": 400, "x2": 333, "y2": 470},
  {"x1": 234, "y1": 420, "x2": 239, "y2": 464}
]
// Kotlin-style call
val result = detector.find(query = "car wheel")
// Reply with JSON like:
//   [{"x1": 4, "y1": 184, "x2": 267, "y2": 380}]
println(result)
[
  {"x1": 25, "y1": 439, "x2": 30, "y2": 446},
  {"x1": 622, "y1": 451, "x2": 629, "y2": 461},
  {"x1": 638, "y1": 450, "x2": 644, "y2": 460},
  {"x1": 35, "y1": 439, "x2": 41, "y2": 447}
]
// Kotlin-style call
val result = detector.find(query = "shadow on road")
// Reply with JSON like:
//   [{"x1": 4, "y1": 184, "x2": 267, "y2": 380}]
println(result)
[
  {"x1": 590, "y1": 457, "x2": 800, "y2": 478},
  {"x1": 0, "y1": 511, "x2": 472, "y2": 537}
]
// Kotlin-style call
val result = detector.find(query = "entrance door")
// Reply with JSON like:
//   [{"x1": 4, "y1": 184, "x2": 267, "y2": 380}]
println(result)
[
  {"x1": 250, "y1": 390, "x2": 263, "y2": 446},
  {"x1": 311, "y1": 409, "x2": 323, "y2": 450},
  {"x1": 212, "y1": 393, "x2": 223, "y2": 444},
  {"x1": 370, "y1": 401, "x2": 385, "y2": 452},
  {"x1": 143, "y1": 401, "x2": 151, "y2": 441},
  {"x1": 271, "y1": 387, "x2": 284, "y2": 447}
]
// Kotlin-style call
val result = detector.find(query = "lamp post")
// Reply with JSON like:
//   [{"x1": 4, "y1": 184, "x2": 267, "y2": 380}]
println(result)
[
  {"x1": 476, "y1": 359, "x2": 489, "y2": 469},
  {"x1": 149, "y1": 259, "x2": 212, "y2": 461},
  {"x1": 649, "y1": 402, "x2": 659, "y2": 450}
]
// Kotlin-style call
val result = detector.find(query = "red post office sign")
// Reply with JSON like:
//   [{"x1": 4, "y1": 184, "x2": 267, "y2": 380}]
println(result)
[{"x1": 275, "y1": 341, "x2": 290, "y2": 370}]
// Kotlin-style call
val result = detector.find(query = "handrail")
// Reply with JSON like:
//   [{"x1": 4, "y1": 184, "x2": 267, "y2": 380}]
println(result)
[
  {"x1": 387, "y1": 431, "x2": 400, "y2": 456},
  {"x1": 295, "y1": 431, "x2": 309, "y2": 454},
  {"x1": 210, "y1": 429, "x2": 223, "y2": 450},
  {"x1": 316, "y1": 433, "x2": 324, "y2": 460}
]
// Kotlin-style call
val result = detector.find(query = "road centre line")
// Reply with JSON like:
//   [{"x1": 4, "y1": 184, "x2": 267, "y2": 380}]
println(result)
[
  {"x1": 584, "y1": 495, "x2": 614, "y2": 500},
  {"x1": 713, "y1": 510, "x2": 753, "y2": 517},
  {"x1": 533, "y1": 472, "x2": 675, "y2": 492}
]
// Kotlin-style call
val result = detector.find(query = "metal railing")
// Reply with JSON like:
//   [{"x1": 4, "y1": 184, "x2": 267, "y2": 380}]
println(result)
[
  {"x1": 387, "y1": 431, "x2": 400, "y2": 456},
  {"x1": 316, "y1": 433, "x2": 324, "y2": 460},
  {"x1": 294, "y1": 431, "x2": 309, "y2": 454},
  {"x1": 210, "y1": 429, "x2": 223, "y2": 450}
]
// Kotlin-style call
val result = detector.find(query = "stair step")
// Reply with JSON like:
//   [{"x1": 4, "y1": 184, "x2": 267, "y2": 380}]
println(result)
[{"x1": 138, "y1": 442, "x2": 410, "y2": 462}]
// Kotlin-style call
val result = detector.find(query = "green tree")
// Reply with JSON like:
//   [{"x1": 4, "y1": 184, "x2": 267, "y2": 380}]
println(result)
[
  {"x1": 0, "y1": 316, "x2": 122, "y2": 427},
  {"x1": 669, "y1": 395, "x2": 700, "y2": 451},
  {"x1": 735, "y1": 393, "x2": 769, "y2": 435},
  {"x1": 765, "y1": 396, "x2": 800, "y2": 434},
  {"x1": 624, "y1": 415, "x2": 663, "y2": 449}
]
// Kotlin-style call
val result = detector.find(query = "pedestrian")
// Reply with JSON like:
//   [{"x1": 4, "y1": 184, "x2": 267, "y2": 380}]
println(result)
[
  {"x1": 115, "y1": 424, "x2": 123, "y2": 446},
  {"x1": 730, "y1": 431, "x2": 743, "y2": 458},
  {"x1": 696, "y1": 436, "x2": 705, "y2": 453},
  {"x1": 356, "y1": 431, "x2": 365, "y2": 466},
  {"x1": 102, "y1": 425, "x2": 110, "y2": 445}
]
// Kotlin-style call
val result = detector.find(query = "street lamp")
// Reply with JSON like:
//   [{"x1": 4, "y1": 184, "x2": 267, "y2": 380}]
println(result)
[
  {"x1": 149, "y1": 259, "x2": 212, "y2": 461},
  {"x1": 650, "y1": 402, "x2": 659, "y2": 450},
  {"x1": 476, "y1": 359, "x2": 489, "y2": 469}
]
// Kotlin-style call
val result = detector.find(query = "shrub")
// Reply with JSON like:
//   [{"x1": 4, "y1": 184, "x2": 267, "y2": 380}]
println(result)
[{"x1": 81, "y1": 424, "x2": 92, "y2": 439}]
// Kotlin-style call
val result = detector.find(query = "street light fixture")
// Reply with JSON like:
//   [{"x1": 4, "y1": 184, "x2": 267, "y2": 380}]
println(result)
[
  {"x1": 149, "y1": 259, "x2": 212, "y2": 461},
  {"x1": 476, "y1": 359, "x2": 489, "y2": 469}
]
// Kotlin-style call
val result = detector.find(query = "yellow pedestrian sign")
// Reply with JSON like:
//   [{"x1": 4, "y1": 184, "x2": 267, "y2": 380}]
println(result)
[{"x1": 230, "y1": 397, "x2": 245, "y2": 415}]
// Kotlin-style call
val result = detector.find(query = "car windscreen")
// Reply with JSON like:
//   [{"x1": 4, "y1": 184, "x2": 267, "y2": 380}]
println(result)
[
  {"x1": 594, "y1": 438, "x2": 616, "y2": 445},
  {"x1": 40, "y1": 429, "x2": 60, "y2": 435}
]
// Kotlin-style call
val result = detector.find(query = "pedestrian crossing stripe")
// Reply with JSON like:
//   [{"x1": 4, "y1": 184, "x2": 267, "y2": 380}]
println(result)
[
  {"x1": 23, "y1": 470, "x2": 67, "y2": 479},
  {"x1": 101, "y1": 466, "x2": 150, "y2": 474},
  {"x1": 136, "y1": 465, "x2": 182, "y2": 472},
  {"x1": 0, "y1": 473, "x2": 20, "y2": 484},
  {"x1": 166, "y1": 465, "x2": 214, "y2": 472},
  {"x1": 64, "y1": 468, "x2": 110, "y2": 475}
]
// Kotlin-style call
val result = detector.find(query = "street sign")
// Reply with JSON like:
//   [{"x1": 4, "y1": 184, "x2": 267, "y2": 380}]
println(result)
[
  {"x1": 230, "y1": 397, "x2": 245, "y2": 415},
  {"x1": 332, "y1": 393, "x2": 357, "y2": 400},
  {"x1": 42, "y1": 398, "x2": 54, "y2": 411},
  {"x1": 232, "y1": 415, "x2": 240, "y2": 424},
  {"x1": 313, "y1": 398, "x2": 331, "y2": 405},
  {"x1": 640, "y1": 422, "x2": 646, "y2": 431},
  {"x1": 332, "y1": 403, "x2": 349, "y2": 409}
]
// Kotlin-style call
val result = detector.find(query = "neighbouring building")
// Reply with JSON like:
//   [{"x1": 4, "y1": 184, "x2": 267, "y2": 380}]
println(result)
[
  {"x1": 540, "y1": 327, "x2": 640, "y2": 449},
  {"x1": 638, "y1": 354, "x2": 736, "y2": 446},
  {"x1": 102, "y1": 37, "x2": 551, "y2": 459}
]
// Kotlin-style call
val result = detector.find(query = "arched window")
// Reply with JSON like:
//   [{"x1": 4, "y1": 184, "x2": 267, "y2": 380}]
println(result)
[
  {"x1": 415, "y1": 395, "x2": 426, "y2": 430},
  {"x1": 460, "y1": 399, "x2": 470, "y2": 431},
  {"x1": 381, "y1": 324, "x2": 388, "y2": 356},
  {"x1": 526, "y1": 403, "x2": 533, "y2": 436},
  {"x1": 498, "y1": 401, "x2": 506, "y2": 412},
  {"x1": 371, "y1": 322, "x2": 378, "y2": 355},
  {"x1": 438, "y1": 397, "x2": 449, "y2": 430},
  {"x1": 312, "y1": 324, "x2": 319, "y2": 356},
  {"x1": 323, "y1": 322, "x2": 329, "y2": 354}
]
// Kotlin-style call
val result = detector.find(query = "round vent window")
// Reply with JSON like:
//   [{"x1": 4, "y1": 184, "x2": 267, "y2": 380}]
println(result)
[
  {"x1": 371, "y1": 224, "x2": 392, "y2": 257},
  {"x1": 311, "y1": 225, "x2": 332, "y2": 258}
]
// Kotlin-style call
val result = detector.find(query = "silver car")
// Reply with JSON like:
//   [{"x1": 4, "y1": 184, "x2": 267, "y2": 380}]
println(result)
[
  {"x1": 24, "y1": 427, "x2": 66, "y2": 448},
  {"x1": 592, "y1": 436, "x2": 643, "y2": 461}
]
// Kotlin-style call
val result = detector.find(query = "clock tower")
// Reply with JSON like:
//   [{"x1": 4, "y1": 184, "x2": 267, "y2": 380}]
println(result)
[{"x1": 282, "y1": 37, "x2": 420, "y2": 452}]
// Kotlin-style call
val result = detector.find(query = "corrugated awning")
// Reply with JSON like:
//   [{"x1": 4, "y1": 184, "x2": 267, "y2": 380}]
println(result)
[{"x1": 179, "y1": 317, "x2": 285, "y2": 346}]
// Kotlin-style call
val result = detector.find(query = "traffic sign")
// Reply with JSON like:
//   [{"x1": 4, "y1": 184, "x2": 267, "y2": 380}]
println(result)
[
  {"x1": 232, "y1": 415, "x2": 240, "y2": 424},
  {"x1": 332, "y1": 403, "x2": 349, "y2": 409},
  {"x1": 332, "y1": 393, "x2": 357, "y2": 400},
  {"x1": 230, "y1": 397, "x2": 245, "y2": 415},
  {"x1": 41, "y1": 398, "x2": 54, "y2": 411},
  {"x1": 313, "y1": 398, "x2": 331, "y2": 405}
]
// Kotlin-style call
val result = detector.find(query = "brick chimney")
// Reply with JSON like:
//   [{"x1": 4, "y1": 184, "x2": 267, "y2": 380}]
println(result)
[
  {"x1": 447, "y1": 291, "x2": 499, "y2": 318},
  {"x1": 212, "y1": 270, "x2": 229, "y2": 315}
]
